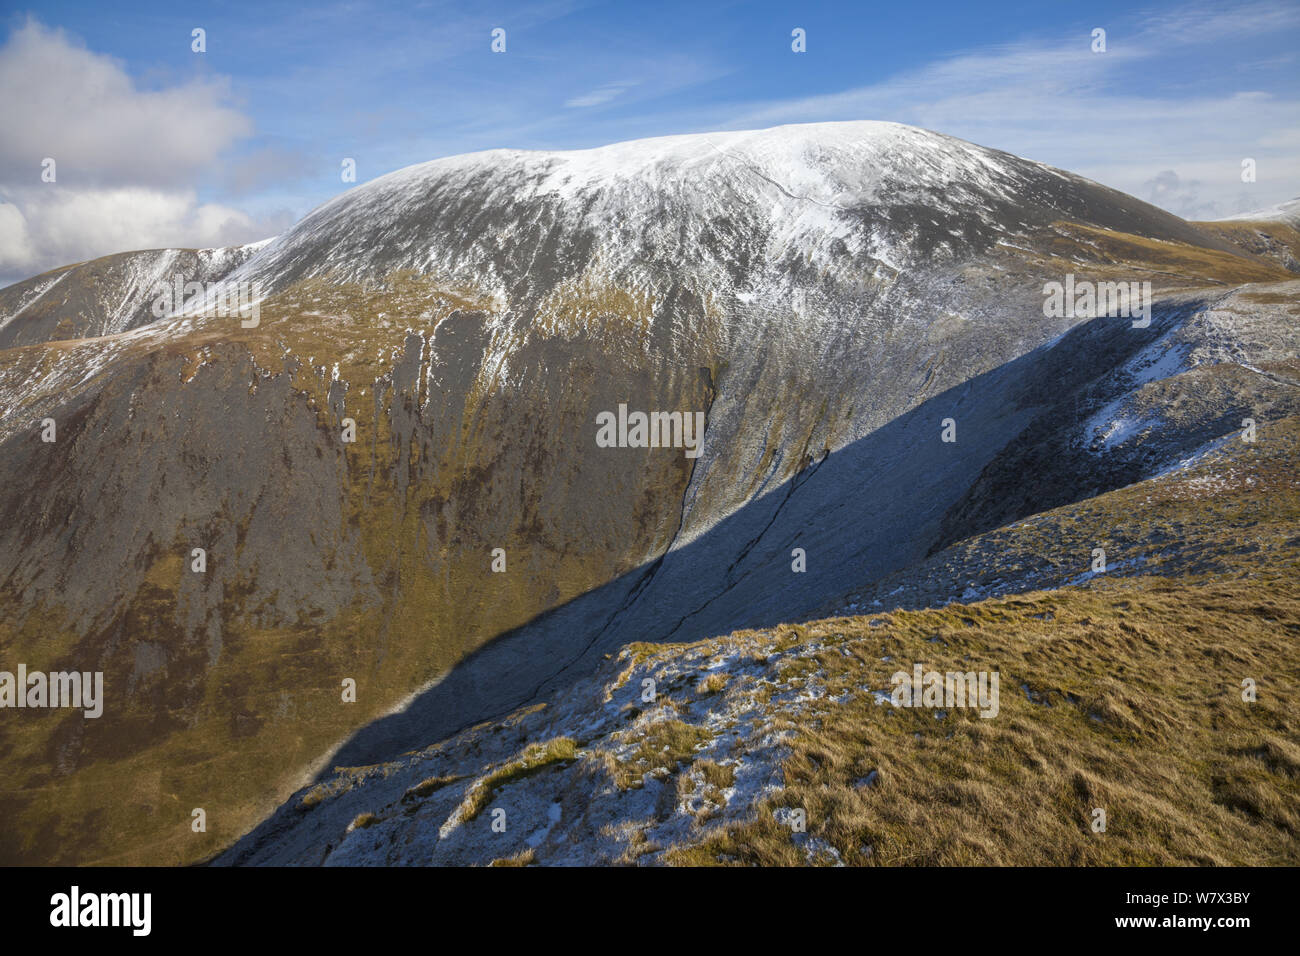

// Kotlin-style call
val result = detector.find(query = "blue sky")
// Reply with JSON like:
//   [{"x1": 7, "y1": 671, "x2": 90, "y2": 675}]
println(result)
[{"x1": 2, "y1": 0, "x2": 1298, "y2": 283}]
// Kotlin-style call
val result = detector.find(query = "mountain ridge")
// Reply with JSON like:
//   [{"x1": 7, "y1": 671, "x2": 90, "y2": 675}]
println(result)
[{"x1": 0, "y1": 121, "x2": 1295, "y2": 865}]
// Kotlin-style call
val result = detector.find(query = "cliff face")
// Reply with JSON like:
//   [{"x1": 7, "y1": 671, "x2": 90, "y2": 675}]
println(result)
[
  {"x1": 0, "y1": 122, "x2": 1293, "y2": 864},
  {"x1": 218, "y1": 408, "x2": 1300, "y2": 867}
]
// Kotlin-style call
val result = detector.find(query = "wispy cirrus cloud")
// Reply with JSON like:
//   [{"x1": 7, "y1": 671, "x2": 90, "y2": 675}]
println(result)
[
  {"x1": 709, "y1": 1, "x2": 1300, "y2": 219},
  {"x1": 565, "y1": 83, "x2": 635, "y2": 108}
]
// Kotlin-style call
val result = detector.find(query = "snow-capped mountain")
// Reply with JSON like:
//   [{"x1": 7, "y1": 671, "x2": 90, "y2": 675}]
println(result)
[
  {"x1": 1217, "y1": 196, "x2": 1300, "y2": 226},
  {"x1": 0, "y1": 122, "x2": 1295, "y2": 866},
  {"x1": 208, "y1": 121, "x2": 1234, "y2": 309}
]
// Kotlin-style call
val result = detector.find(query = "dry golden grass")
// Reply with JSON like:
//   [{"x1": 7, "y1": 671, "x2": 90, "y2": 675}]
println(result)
[
  {"x1": 1190, "y1": 219, "x2": 1300, "y2": 275},
  {"x1": 401, "y1": 774, "x2": 466, "y2": 803},
  {"x1": 666, "y1": 572, "x2": 1300, "y2": 865},
  {"x1": 696, "y1": 759, "x2": 736, "y2": 791},
  {"x1": 457, "y1": 737, "x2": 578, "y2": 823},
  {"x1": 488, "y1": 847, "x2": 537, "y2": 867},
  {"x1": 698, "y1": 672, "x2": 729, "y2": 695},
  {"x1": 1037, "y1": 221, "x2": 1294, "y2": 287},
  {"x1": 347, "y1": 812, "x2": 379, "y2": 831},
  {"x1": 980, "y1": 220, "x2": 1295, "y2": 298},
  {"x1": 615, "y1": 719, "x2": 711, "y2": 789}
]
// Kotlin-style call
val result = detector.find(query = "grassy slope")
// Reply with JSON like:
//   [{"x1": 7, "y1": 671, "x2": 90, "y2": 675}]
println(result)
[
  {"x1": 1190, "y1": 219, "x2": 1300, "y2": 275},
  {"x1": 664, "y1": 571, "x2": 1298, "y2": 865},
  {"x1": 0, "y1": 234, "x2": 1292, "y2": 865},
  {"x1": 309, "y1": 409, "x2": 1297, "y2": 866},
  {"x1": 1012, "y1": 221, "x2": 1296, "y2": 289},
  {"x1": 664, "y1": 413, "x2": 1299, "y2": 864}
]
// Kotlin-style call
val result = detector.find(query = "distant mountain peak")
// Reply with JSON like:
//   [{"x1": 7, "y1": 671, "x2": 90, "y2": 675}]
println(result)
[{"x1": 1216, "y1": 196, "x2": 1300, "y2": 226}]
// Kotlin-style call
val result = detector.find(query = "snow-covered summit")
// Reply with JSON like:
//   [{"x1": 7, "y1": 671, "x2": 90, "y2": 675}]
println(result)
[
  {"x1": 363, "y1": 121, "x2": 1019, "y2": 205},
  {"x1": 1216, "y1": 196, "x2": 1300, "y2": 226},
  {"x1": 217, "y1": 120, "x2": 1211, "y2": 308}
]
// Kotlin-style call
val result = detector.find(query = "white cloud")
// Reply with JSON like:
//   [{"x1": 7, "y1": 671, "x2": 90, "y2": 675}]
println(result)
[
  {"x1": 0, "y1": 204, "x2": 36, "y2": 275},
  {"x1": 0, "y1": 187, "x2": 287, "y2": 286},
  {"x1": 0, "y1": 19, "x2": 266, "y2": 284},
  {"x1": 0, "y1": 19, "x2": 252, "y2": 188}
]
